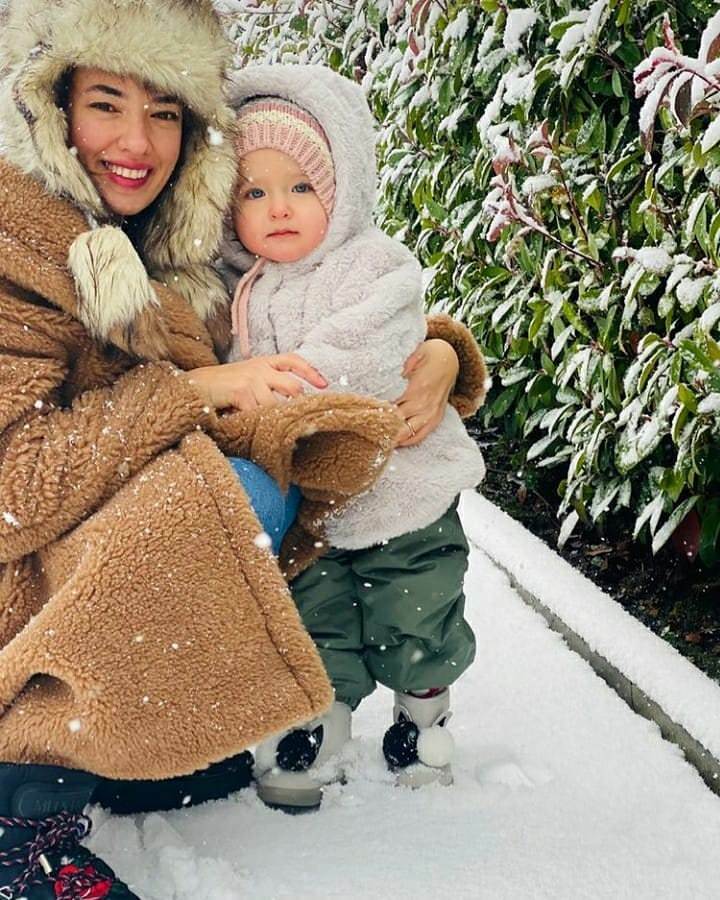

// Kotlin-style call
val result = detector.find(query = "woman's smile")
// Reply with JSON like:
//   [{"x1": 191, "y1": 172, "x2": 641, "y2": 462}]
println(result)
[{"x1": 102, "y1": 159, "x2": 154, "y2": 188}]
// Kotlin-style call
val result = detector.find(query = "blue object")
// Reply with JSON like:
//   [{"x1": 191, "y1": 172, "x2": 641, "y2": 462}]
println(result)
[{"x1": 228, "y1": 458, "x2": 302, "y2": 554}]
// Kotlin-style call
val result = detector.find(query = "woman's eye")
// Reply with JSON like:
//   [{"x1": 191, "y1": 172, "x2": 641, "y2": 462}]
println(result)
[
  {"x1": 90, "y1": 102, "x2": 116, "y2": 113},
  {"x1": 293, "y1": 182, "x2": 313, "y2": 194},
  {"x1": 153, "y1": 110, "x2": 181, "y2": 122}
]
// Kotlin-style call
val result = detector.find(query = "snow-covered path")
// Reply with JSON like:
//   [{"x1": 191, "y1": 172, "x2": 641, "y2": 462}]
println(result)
[{"x1": 90, "y1": 522, "x2": 720, "y2": 899}]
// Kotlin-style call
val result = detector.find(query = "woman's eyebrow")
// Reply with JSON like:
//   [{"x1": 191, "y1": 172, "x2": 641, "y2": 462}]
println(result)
[
  {"x1": 84, "y1": 83, "x2": 124, "y2": 97},
  {"x1": 150, "y1": 92, "x2": 181, "y2": 105}
]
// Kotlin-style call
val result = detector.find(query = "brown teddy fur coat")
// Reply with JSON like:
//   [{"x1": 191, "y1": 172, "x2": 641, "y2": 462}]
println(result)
[
  {"x1": 0, "y1": 158, "x2": 404, "y2": 779},
  {"x1": 0, "y1": 0, "x2": 488, "y2": 783}
]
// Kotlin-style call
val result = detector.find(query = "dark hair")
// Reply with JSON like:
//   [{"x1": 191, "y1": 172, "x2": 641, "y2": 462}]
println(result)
[{"x1": 55, "y1": 68, "x2": 74, "y2": 113}]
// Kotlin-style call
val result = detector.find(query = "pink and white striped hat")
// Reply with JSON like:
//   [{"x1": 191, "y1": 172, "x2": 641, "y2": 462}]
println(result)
[{"x1": 234, "y1": 97, "x2": 336, "y2": 216}]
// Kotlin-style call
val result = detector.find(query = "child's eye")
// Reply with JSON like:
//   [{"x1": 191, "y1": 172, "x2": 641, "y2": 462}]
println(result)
[
  {"x1": 246, "y1": 187, "x2": 265, "y2": 200},
  {"x1": 293, "y1": 182, "x2": 314, "y2": 194}
]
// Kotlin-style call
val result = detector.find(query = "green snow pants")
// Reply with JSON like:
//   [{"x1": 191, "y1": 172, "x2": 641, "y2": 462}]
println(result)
[{"x1": 289, "y1": 500, "x2": 475, "y2": 709}]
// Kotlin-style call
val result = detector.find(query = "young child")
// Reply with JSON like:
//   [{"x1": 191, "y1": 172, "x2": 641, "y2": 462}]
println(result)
[{"x1": 220, "y1": 64, "x2": 487, "y2": 810}]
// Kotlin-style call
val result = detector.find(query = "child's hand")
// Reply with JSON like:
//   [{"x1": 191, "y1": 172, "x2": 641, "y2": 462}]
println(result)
[
  {"x1": 187, "y1": 354, "x2": 327, "y2": 411},
  {"x1": 393, "y1": 339, "x2": 459, "y2": 447}
]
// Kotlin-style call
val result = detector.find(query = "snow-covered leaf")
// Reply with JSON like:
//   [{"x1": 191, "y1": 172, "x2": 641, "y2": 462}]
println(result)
[
  {"x1": 557, "y1": 509, "x2": 579, "y2": 548},
  {"x1": 652, "y1": 495, "x2": 700, "y2": 553}
]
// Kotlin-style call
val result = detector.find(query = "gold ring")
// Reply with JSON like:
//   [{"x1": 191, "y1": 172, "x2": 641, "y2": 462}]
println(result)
[{"x1": 406, "y1": 420, "x2": 416, "y2": 437}]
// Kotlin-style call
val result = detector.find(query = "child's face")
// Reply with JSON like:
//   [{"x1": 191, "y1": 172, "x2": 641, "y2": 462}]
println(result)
[{"x1": 232, "y1": 148, "x2": 329, "y2": 263}]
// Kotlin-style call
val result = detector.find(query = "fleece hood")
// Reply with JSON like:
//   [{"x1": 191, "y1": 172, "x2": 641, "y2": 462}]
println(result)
[
  {"x1": 0, "y1": 0, "x2": 238, "y2": 343},
  {"x1": 226, "y1": 63, "x2": 378, "y2": 269}
]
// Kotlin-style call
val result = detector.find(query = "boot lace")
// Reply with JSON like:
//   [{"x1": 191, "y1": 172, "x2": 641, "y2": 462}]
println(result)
[{"x1": 0, "y1": 810, "x2": 108, "y2": 899}]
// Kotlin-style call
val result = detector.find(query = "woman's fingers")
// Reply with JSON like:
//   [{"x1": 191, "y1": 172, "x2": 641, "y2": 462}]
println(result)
[
  {"x1": 228, "y1": 383, "x2": 259, "y2": 411},
  {"x1": 394, "y1": 381, "x2": 433, "y2": 412},
  {"x1": 271, "y1": 353, "x2": 327, "y2": 388},
  {"x1": 394, "y1": 389, "x2": 440, "y2": 421},
  {"x1": 401, "y1": 343, "x2": 424, "y2": 379},
  {"x1": 252, "y1": 382, "x2": 279, "y2": 408},
  {"x1": 188, "y1": 355, "x2": 325, "y2": 411},
  {"x1": 394, "y1": 418, "x2": 415, "y2": 448},
  {"x1": 393, "y1": 338, "x2": 459, "y2": 445},
  {"x1": 268, "y1": 373, "x2": 305, "y2": 398},
  {"x1": 394, "y1": 410, "x2": 439, "y2": 447}
]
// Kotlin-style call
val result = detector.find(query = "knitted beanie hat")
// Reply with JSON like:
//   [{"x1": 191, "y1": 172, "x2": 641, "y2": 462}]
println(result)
[{"x1": 235, "y1": 97, "x2": 336, "y2": 217}]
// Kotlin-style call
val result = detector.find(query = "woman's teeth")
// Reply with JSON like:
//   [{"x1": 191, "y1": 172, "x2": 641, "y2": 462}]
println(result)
[{"x1": 105, "y1": 163, "x2": 150, "y2": 180}]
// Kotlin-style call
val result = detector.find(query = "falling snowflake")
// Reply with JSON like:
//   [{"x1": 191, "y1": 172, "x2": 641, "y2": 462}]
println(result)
[{"x1": 207, "y1": 126, "x2": 224, "y2": 146}]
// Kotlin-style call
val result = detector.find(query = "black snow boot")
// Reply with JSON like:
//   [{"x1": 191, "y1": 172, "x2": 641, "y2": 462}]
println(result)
[
  {"x1": 93, "y1": 750, "x2": 254, "y2": 814},
  {"x1": 0, "y1": 763, "x2": 140, "y2": 899}
]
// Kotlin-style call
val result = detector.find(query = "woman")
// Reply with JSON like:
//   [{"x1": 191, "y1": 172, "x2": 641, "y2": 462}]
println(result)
[{"x1": 0, "y1": 1, "x2": 487, "y2": 896}]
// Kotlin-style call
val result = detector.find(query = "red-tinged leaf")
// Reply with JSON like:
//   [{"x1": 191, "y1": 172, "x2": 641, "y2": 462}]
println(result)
[
  {"x1": 700, "y1": 9, "x2": 720, "y2": 62},
  {"x1": 638, "y1": 70, "x2": 677, "y2": 152},
  {"x1": 668, "y1": 70, "x2": 693, "y2": 125},
  {"x1": 633, "y1": 47, "x2": 679, "y2": 97},
  {"x1": 492, "y1": 158, "x2": 508, "y2": 176},
  {"x1": 408, "y1": 30, "x2": 421, "y2": 56},
  {"x1": 527, "y1": 120, "x2": 551, "y2": 150},
  {"x1": 530, "y1": 145, "x2": 552, "y2": 159},
  {"x1": 411, "y1": 0, "x2": 433, "y2": 31},
  {"x1": 388, "y1": 0, "x2": 405, "y2": 27},
  {"x1": 671, "y1": 508, "x2": 701, "y2": 562},
  {"x1": 691, "y1": 72, "x2": 709, "y2": 111},
  {"x1": 486, "y1": 208, "x2": 514, "y2": 242},
  {"x1": 662, "y1": 13, "x2": 679, "y2": 53}
]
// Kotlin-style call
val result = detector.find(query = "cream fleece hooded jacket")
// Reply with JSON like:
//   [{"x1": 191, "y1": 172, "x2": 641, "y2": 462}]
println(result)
[{"x1": 221, "y1": 64, "x2": 485, "y2": 549}]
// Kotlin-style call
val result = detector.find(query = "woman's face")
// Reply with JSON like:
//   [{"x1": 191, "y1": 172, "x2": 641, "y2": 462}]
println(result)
[{"x1": 67, "y1": 67, "x2": 183, "y2": 217}]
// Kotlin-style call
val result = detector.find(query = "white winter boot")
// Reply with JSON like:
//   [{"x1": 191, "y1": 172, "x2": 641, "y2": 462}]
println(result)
[
  {"x1": 254, "y1": 701, "x2": 352, "y2": 811},
  {"x1": 382, "y1": 689, "x2": 455, "y2": 787}
]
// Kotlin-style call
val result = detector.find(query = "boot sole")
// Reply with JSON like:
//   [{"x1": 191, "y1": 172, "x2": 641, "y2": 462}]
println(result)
[{"x1": 257, "y1": 781, "x2": 322, "y2": 813}]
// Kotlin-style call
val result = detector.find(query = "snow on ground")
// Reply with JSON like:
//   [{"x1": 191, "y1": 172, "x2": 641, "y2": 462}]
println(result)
[
  {"x1": 461, "y1": 491, "x2": 720, "y2": 760},
  {"x1": 89, "y1": 501, "x2": 720, "y2": 899}
]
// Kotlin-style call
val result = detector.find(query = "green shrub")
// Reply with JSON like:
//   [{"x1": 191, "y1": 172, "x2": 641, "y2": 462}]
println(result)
[{"x1": 220, "y1": 0, "x2": 720, "y2": 565}]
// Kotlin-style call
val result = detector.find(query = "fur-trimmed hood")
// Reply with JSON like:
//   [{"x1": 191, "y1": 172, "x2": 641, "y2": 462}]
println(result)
[
  {"x1": 223, "y1": 63, "x2": 378, "y2": 275},
  {"x1": 0, "y1": 0, "x2": 238, "y2": 356}
]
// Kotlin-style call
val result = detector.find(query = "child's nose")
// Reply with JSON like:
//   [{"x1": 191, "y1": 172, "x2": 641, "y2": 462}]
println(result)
[{"x1": 270, "y1": 197, "x2": 291, "y2": 218}]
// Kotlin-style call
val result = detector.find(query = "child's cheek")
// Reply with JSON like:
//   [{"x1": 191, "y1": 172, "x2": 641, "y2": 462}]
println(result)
[{"x1": 234, "y1": 207, "x2": 262, "y2": 254}]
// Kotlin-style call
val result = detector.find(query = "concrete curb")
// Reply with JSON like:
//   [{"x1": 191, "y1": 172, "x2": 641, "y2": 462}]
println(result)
[
  {"x1": 495, "y1": 560, "x2": 720, "y2": 796},
  {"x1": 460, "y1": 491, "x2": 720, "y2": 797}
]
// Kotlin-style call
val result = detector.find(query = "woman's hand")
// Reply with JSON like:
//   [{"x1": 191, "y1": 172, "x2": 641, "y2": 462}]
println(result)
[
  {"x1": 187, "y1": 354, "x2": 327, "y2": 411},
  {"x1": 393, "y1": 339, "x2": 460, "y2": 447}
]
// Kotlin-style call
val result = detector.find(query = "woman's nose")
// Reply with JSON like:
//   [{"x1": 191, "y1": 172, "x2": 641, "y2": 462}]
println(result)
[{"x1": 117, "y1": 113, "x2": 152, "y2": 157}]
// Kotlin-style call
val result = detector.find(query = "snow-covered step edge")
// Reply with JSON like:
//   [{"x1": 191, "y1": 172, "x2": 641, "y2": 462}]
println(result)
[{"x1": 459, "y1": 490, "x2": 720, "y2": 794}]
